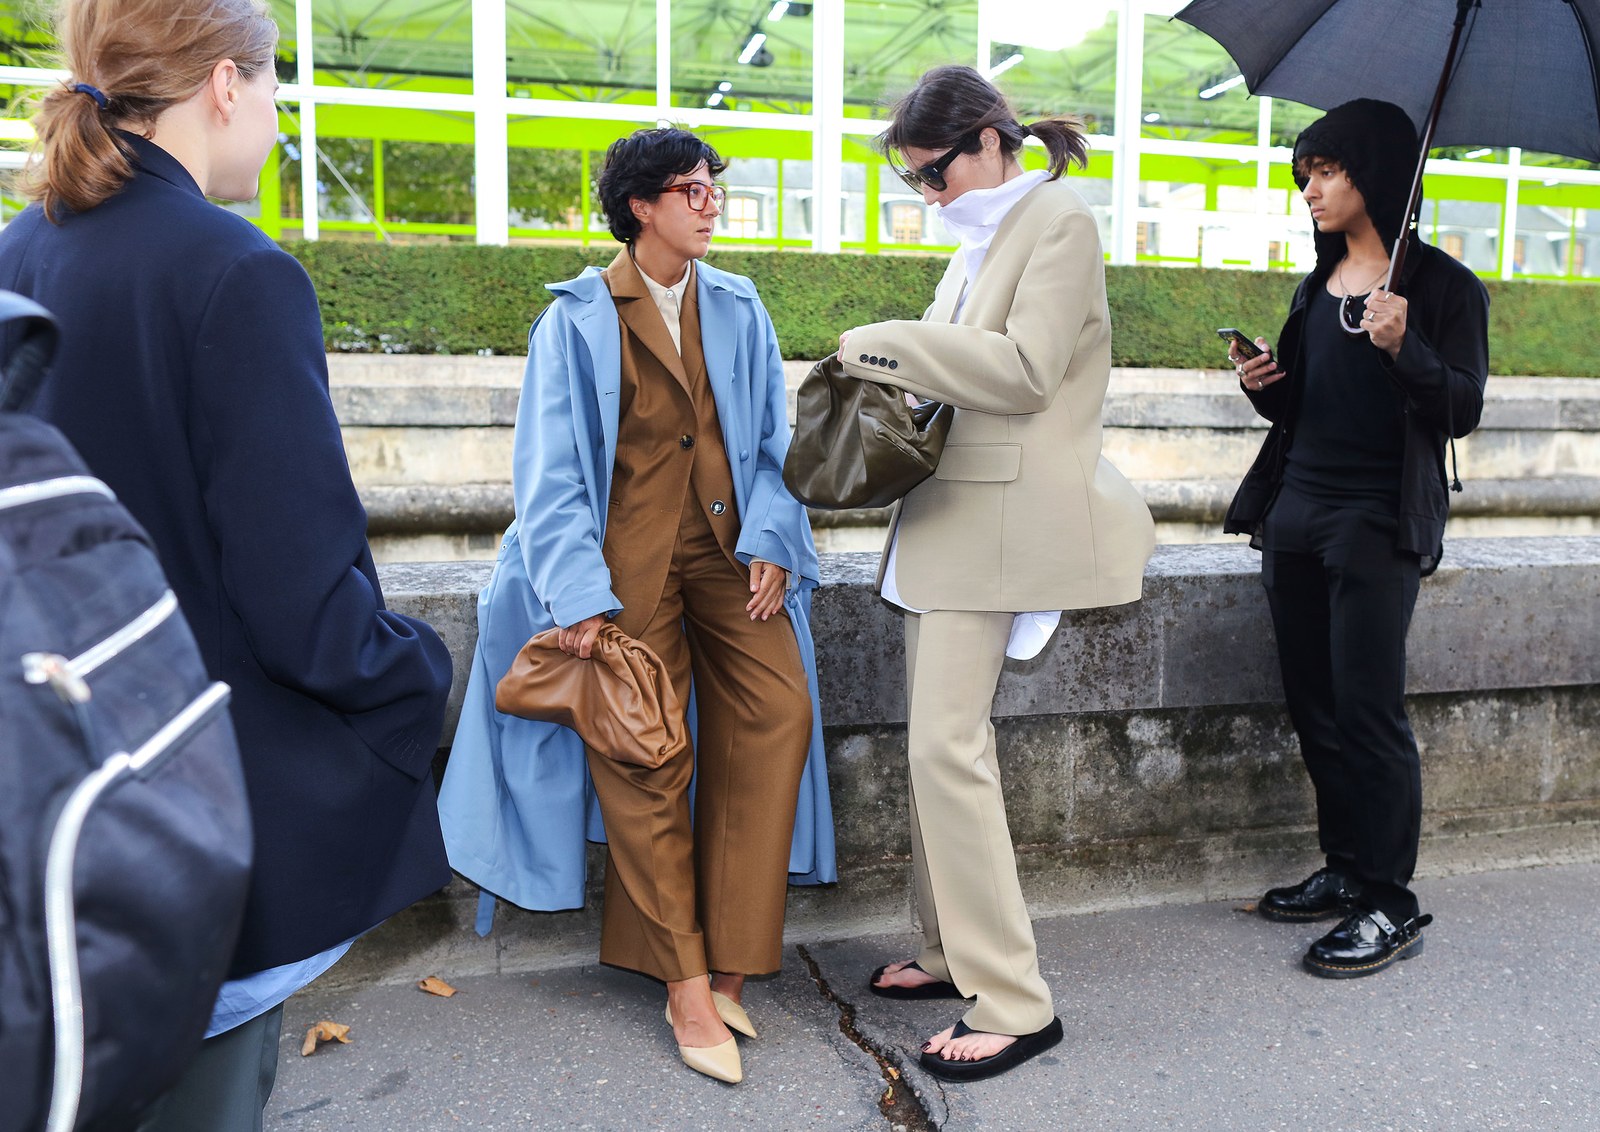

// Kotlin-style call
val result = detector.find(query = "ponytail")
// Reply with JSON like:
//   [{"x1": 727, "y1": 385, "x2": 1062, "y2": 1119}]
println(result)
[
  {"x1": 21, "y1": 81, "x2": 136, "y2": 220},
  {"x1": 1022, "y1": 117, "x2": 1090, "y2": 179}
]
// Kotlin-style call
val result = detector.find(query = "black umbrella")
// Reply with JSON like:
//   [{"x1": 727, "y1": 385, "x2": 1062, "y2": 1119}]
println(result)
[{"x1": 1174, "y1": 0, "x2": 1600, "y2": 283}]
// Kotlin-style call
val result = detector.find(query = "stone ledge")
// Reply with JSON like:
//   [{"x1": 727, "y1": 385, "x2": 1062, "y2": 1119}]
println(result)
[
  {"x1": 360, "y1": 478, "x2": 1600, "y2": 537},
  {"x1": 377, "y1": 536, "x2": 1600, "y2": 742},
  {"x1": 328, "y1": 358, "x2": 1600, "y2": 431}
]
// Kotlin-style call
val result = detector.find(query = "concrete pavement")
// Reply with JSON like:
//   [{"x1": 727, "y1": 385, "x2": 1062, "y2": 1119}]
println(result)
[{"x1": 266, "y1": 861, "x2": 1600, "y2": 1131}]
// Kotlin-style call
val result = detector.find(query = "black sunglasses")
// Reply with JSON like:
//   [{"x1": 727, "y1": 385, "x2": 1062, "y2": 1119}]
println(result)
[{"x1": 892, "y1": 136, "x2": 975, "y2": 193}]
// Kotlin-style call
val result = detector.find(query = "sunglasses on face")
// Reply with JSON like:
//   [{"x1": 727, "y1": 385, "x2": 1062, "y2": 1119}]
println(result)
[
  {"x1": 891, "y1": 136, "x2": 975, "y2": 193},
  {"x1": 658, "y1": 181, "x2": 727, "y2": 211}
]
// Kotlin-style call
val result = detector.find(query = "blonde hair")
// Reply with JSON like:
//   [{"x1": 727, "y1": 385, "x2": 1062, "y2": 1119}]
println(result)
[{"x1": 21, "y1": 0, "x2": 278, "y2": 219}]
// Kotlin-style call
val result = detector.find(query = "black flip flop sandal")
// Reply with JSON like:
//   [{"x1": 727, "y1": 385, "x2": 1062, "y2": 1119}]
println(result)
[
  {"x1": 918, "y1": 1017, "x2": 1064, "y2": 1081},
  {"x1": 867, "y1": 961, "x2": 967, "y2": 1000}
]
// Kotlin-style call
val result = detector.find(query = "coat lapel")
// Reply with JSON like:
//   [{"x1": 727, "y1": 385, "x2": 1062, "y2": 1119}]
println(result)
[{"x1": 604, "y1": 249, "x2": 691, "y2": 393}]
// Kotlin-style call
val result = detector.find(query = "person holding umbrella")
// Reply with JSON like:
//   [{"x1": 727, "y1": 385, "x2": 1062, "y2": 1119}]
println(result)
[{"x1": 1225, "y1": 99, "x2": 1488, "y2": 978}]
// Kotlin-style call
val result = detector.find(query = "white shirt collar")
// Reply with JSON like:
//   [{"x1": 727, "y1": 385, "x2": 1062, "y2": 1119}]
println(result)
[
  {"x1": 935, "y1": 169, "x2": 1050, "y2": 284},
  {"x1": 636, "y1": 258, "x2": 694, "y2": 354}
]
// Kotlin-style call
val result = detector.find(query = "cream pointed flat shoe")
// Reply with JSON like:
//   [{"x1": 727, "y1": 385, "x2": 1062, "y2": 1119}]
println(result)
[
  {"x1": 664, "y1": 1003, "x2": 744, "y2": 1083},
  {"x1": 711, "y1": 991, "x2": 757, "y2": 1039}
]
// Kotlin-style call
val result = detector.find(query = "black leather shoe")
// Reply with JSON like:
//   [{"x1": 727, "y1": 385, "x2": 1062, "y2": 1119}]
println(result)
[
  {"x1": 1259, "y1": 868, "x2": 1363, "y2": 922},
  {"x1": 1303, "y1": 909, "x2": 1432, "y2": 979}
]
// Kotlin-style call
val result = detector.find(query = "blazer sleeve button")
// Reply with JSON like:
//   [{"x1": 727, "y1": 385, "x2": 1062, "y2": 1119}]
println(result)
[
  {"x1": 888, "y1": 359, "x2": 898, "y2": 370},
  {"x1": 680, "y1": 434, "x2": 695, "y2": 449}
]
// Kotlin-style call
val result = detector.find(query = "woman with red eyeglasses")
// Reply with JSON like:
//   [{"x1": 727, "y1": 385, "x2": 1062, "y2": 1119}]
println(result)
[
  {"x1": 439, "y1": 127, "x2": 832, "y2": 1086},
  {"x1": 836, "y1": 65, "x2": 1154, "y2": 1081}
]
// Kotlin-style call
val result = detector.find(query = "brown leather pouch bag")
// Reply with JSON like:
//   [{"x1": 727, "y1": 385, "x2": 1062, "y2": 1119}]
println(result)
[{"x1": 495, "y1": 623, "x2": 687, "y2": 768}]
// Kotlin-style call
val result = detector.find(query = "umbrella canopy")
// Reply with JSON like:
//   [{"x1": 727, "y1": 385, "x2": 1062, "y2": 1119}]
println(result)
[{"x1": 1175, "y1": 0, "x2": 1600, "y2": 164}]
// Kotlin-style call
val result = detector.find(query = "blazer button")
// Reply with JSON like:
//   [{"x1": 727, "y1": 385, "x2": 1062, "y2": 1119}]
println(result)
[
  {"x1": 888, "y1": 359, "x2": 898, "y2": 370},
  {"x1": 869, "y1": 355, "x2": 880, "y2": 365},
  {"x1": 859, "y1": 353, "x2": 869, "y2": 363},
  {"x1": 680, "y1": 434, "x2": 695, "y2": 449},
  {"x1": 710, "y1": 500, "x2": 726, "y2": 516}
]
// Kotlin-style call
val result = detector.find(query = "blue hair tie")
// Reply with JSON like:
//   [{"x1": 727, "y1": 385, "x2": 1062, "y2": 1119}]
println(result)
[{"x1": 70, "y1": 82, "x2": 108, "y2": 110}]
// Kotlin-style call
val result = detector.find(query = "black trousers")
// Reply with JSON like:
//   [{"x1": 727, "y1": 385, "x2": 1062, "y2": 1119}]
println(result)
[{"x1": 1261, "y1": 484, "x2": 1423, "y2": 923}]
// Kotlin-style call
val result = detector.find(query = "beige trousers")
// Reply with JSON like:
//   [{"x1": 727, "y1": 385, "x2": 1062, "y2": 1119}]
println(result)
[{"x1": 904, "y1": 609, "x2": 1055, "y2": 1035}]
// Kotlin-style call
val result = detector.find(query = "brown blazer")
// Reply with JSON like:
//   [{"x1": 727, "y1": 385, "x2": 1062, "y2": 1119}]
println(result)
[{"x1": 842, "y1": 179, "x2": 1153, "y2": 612}]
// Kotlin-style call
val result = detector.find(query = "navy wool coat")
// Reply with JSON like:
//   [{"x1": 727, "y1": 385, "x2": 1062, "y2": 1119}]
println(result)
[{"x1": 0, "y1": 134, "x2": 453, "y2": 976}]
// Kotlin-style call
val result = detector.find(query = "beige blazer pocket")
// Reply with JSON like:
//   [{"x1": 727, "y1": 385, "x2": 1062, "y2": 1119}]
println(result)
[{"x1": 934, "y1": 443, "x2": 1022, "y2": 483}]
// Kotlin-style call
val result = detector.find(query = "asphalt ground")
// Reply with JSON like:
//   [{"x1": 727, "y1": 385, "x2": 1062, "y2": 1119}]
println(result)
[{"x1": 266, "y1": 860, "x2": 1600, "y2": 1132}]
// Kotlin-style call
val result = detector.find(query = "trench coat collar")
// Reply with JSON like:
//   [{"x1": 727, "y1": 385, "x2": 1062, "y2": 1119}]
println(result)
[{"x1": 542, "y1": 257, "x2": 751, "y2": 468}]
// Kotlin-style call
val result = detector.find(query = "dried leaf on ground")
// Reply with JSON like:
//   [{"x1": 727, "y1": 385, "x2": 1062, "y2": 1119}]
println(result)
[
  {"x1": 1237, "y1": 902, "x2": 1259, "y2": 914},
  {"x1": 418, "y1": 975, "x2": 458, "y2": 998},
  {"x1": 301, "y1": 1020, "x2": 351, "y2": 1056}
]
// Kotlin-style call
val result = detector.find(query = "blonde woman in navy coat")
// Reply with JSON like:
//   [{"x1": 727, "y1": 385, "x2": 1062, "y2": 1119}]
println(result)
[{"x1": 0, "y1": 1, "x2": 452, "y2": 1125}]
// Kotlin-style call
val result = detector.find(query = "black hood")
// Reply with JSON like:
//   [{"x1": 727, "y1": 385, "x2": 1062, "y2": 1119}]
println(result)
[{"x1": 1293, "y1": 99, "x2": 1420, "y2": 273}]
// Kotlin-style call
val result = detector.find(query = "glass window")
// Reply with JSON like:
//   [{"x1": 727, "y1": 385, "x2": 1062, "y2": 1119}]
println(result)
[
  {"x1": 1513, "y1": 203, "x2": 1574, "y2": 278},
  {"x1": 844, "y1": 0, "x2": 977, "y2": 119},
  {"x1": 719, "y1": 156, "x2": 777, "y2": 241},
  {"x1": 302, "y1": 0, "x2": 473, "y2": 96},
  {"x1": 840, "y1": 161, "x2": 867, "y2": 243},
  {"x1": 507, "y1": 3, "x2": 654, "y2": 105},
  {"x1": 673, "y1": 1, "x2": 812, "y2": 114},
  {"x1": 782, "y1": 160, "x2": 814, "y2": 240},
  {"x1": 1140, "y1": 10, "x2": 1256, "y2": 143},
  {"x1": 887, "y1": 201, "x2": 924, "y2": 243},
  {"x1": 384, "y1": 141, "x2": 475, "y2": 227},
  {"x1": 985, "y1": 5, "x2": 1118, "y2": 136},
  {"x1": 723, "y1": 193, "x2": 762, "y2": 238},
  {"x1": 508, "y1": 146, "x2": 587, "y2": 232},
  {"x1": 1071, "y1": 174, "x2": 1113, "y2": 249},
  {"x1": 1432, "y1": 200, "x2": 1499, "y2": 273}
]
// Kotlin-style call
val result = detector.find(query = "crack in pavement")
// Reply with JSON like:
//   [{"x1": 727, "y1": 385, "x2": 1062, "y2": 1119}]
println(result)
[{"x1": 796, "y1": 944, "x2": 939, "y2": 1132}]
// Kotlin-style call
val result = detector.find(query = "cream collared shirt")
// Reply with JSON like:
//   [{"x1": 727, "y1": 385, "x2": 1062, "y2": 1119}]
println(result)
[{"x1": 637, "y1": 258, "x2": 694, "y2": 355}]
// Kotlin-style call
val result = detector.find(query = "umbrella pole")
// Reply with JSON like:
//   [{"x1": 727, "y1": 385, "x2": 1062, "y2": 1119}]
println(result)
[{"x1": 1386, "y1": 0, "x2": 1476, "y2": 291}]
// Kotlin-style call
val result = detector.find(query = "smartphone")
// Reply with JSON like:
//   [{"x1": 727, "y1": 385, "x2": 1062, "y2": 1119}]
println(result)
[{"x1": 1216, "y1": 327, "x2": 1264, "y2": 360}]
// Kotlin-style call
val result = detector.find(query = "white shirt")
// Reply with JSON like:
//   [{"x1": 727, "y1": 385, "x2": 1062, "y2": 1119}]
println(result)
[
  {"x1": 637, "y1": 257, "x2": 693, "y2": 355},
  {"x1": 882, "y1": 169, "x2": 1061, "y2": 661}
]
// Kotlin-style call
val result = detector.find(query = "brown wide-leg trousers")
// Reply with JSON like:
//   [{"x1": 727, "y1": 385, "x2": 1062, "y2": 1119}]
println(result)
[{"x1": 585, "y1": 503, "x2": 812, "y2": 982}]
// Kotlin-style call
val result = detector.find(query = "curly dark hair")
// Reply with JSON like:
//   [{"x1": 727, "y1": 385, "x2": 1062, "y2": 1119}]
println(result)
[{"x1": 596, "y1": 127, "x2": 728, "y2": 243}]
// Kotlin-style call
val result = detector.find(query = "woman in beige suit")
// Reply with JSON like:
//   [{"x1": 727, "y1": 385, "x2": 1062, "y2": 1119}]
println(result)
[{"x1": 839, "y1": 65, "x2": 1155, "y2": 1081}]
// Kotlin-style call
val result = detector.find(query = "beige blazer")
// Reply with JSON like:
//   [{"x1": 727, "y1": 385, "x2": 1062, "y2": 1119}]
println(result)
[{"x1": 843, "y1": 179, "x2": 1154, "y2": 612}]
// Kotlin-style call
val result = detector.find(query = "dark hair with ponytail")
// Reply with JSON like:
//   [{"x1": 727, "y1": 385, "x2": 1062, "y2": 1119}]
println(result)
[
  {"x1": 875, "y1": 64, "x2": 1088, "y2": 180},
  {"x1": 20, "y1": 0, "x2": 278, "y2": 221}
]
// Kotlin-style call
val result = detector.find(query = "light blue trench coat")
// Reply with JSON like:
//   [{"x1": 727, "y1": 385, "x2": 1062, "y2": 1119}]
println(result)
[{"x1": 437, "y1": 261, "x2": 837, "y2": 915}]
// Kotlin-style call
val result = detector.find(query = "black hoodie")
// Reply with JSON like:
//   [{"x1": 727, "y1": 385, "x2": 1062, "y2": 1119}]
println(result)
[{"x1": 1224, "y1": 99, "x2": 1490, "y2": 575}]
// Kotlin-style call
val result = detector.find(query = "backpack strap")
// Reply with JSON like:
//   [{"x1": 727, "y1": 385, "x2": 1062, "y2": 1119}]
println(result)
[{"x1": 0, "y1": 290, "x2": 60, "y2": 413}]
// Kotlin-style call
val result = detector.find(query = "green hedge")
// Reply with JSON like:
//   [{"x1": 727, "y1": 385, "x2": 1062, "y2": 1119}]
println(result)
[{"x1": 284, "y1": 242, "x2": 1600, "y2": 376}]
